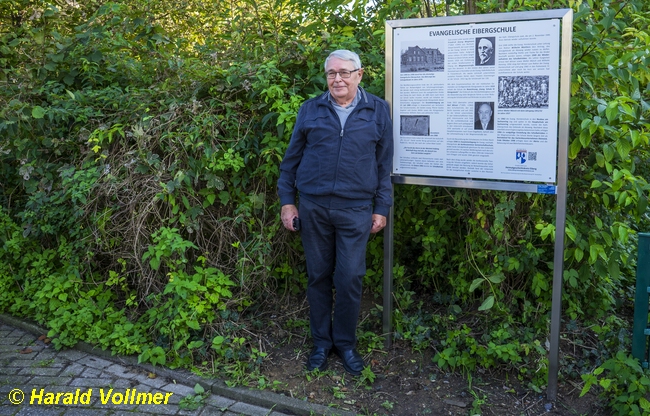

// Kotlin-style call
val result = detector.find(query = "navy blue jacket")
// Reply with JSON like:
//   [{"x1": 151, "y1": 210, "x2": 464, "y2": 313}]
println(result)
[{"x1": 278, "y1": 88, "x2": 393, "y2": 217}]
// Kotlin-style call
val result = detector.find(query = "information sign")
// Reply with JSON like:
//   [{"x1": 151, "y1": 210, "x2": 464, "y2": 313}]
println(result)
[{"x1": 392, "y1": 19, "x2": 560, "y2": 183}]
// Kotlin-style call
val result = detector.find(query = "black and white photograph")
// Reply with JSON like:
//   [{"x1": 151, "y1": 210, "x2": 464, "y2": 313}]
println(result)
[
  {"x1": 475, "y1": 37, "x2": 495, "y2": 66},
  {"x1": 474, "y1": 102, "x2": 494, "y2": 130},
  {"x1": 400, "y1": 115, "x2": 430, "y2": 136},
  {"x1": 498, "y1": 76, "x2": 550, "y2": 108},
  {"x1": 400, "y1": 43, "x2": 445, "y2": 72}
]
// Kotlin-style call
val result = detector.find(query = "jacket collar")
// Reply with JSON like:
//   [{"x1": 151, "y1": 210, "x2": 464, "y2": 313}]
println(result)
[{"x1": 320, "y1": 87, "x2": 368, "y2": 107}]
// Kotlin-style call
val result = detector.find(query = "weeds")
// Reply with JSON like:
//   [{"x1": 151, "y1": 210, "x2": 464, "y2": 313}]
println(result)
[{"x1": 178, "y1": 383, "x2": 209, "y2": 411}]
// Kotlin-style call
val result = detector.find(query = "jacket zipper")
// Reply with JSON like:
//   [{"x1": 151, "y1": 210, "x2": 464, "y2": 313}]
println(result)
[{"x1": 327, "y1": 90, "x2": 367, "y2": 195}]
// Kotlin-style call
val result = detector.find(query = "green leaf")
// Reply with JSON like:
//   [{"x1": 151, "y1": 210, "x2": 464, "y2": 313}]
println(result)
[
  {"x1": 574, "y1": 248, "x2": 584, "y2": 262},
  {"x1": 601, "y1": 9, "x2": 615, "y2": 29},
  {"x1": 603, "y1": 144, "x2": 615, "y2": 162},
  {"x1": 50, "y1": 52, "x2": 65, "y2": 63},
  {"x1": 618, "y1": 226, "x2": 629, "y2": 242},
  {"x1": 194, "y1": 383, "x2": 205, "y2": 394},
  {"x1": 638, "y1": 197, "x2": 648, "y2": 218},
  {"x1": 565, "y1": 224, "x2": 577, "y2": 242},
  {"x1": 579, "y1": 129, "x2": 591, "y2": 147},
  {"x1": 599, "y1": 378, "x2": 612, "y2": 390},
  {"x1": 149, "y1": 257, "x2": 161, "y2": 270},
  {"x1": 212, "y1": 335, "x2": 225, "y2": 347},
  {"x1": 478, "y1": 296, "x2": 494, "y2": 311},
  {"x1": 540, "y1": 224, "x2": 555, "y2": 240},
  {"x1": 218, "y1": 191, "x2": 230, "y2": 205},
  {"x1": 569, "y1": 275, "x2": 577, "y2": 288},
  {"x1": 469, "y1": 278, "x2": 483, "y2": 292},
  {"x1": 615, "y1": 138, "x2": 632, "y2": 159},
  {"x1": 569, "y1": 138, "x2": 582, "y2": 159},
  {"x1": 88, "y1": 50, "x2": 103, "y2": 62},
  {"x1": 488, "y1": 274, "x2": 504, "y2": 284},
  {"x1": 605, "y1": 101, "x2": 619, "y2": 123},
  {"x1": 640, "y1": 397, "x2": 650, "y2": 412},
  {"x1": 629, "y1": 130, "x2": 642, "y2": 147},
  {"x1": 33, "y1": 31, "x2": 44, "y2": 45},
  {"x1": 589, "y1": 245, "x2": 600, "y2": 263},
  {"x1": 32, "y1": 106, "x2": 46, "y2": 119},
  {"x1": 187, "y1": 341, "x2": 204, "y2": 349},
  {"x1": 619, "y1": 102, "x2": 635, "y2": 118},
  {"x1": 602, "y1": 193, "x2": 610, "y2": 207},
  {"x1": 580, "y1": 378, "x2": 594, "y2": 397},
  {"x1": 600, "y1": 230, "x2": 613, "y2": 247},
  {"x1": 608, "y1": 260, "x2": 620, "y2": 281}
]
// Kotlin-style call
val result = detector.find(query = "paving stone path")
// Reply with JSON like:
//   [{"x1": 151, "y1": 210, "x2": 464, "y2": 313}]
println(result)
[{"x1": 0, "y1": 317, "x2": 351, "y2": 416}]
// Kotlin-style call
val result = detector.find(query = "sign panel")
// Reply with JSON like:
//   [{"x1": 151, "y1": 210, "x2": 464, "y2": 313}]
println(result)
[{"x1": 392, "y1": 19, "x2": 560, "y2": 183}]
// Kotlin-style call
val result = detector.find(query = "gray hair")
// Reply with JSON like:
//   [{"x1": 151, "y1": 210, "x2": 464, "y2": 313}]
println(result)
[{"x1": 324, "y1": 50, "x2": 362, "y2": 70}]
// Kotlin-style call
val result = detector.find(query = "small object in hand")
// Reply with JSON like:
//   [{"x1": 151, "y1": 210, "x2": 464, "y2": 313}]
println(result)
[{"x1": 292, "y1": 217, "x2": 301, "y2": 231}]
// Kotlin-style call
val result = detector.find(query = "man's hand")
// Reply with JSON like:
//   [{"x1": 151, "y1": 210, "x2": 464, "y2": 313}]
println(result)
[
  {"x1": 281, "y1": 204, "x2": 300, "y2": 231},
  {"x1": 370, "y1": 214, "x2": 386, "y2": 234}
]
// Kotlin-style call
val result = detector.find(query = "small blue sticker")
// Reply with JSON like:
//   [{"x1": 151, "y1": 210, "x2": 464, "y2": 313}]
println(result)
[{"x1": 537, "y1": 185, "x2": 556, "y2": 194}]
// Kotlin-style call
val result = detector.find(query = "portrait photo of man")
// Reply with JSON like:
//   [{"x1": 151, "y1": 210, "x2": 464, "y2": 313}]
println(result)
[
  {"x1": 475, "y1": 37, "x2": 495, "y2": 66},
  {"x1": 474, "y1": 102, "x2": 494, "y2": 130}
]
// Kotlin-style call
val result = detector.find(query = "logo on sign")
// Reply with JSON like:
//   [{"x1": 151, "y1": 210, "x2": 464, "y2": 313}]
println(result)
[{"x1": 516, "y1": 149, "x2": 527, "y2": 164}]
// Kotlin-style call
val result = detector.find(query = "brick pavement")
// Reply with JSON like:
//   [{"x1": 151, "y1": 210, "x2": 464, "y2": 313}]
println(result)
[{"x1": 0, "y1": 317, "x2": 353, "y2": 416}]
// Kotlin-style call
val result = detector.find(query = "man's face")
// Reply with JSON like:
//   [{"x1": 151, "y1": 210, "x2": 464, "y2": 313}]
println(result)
[
  {"x1": 326, "y1": 57, "x2": 363, "y2": 106},
  {"x1": 478, "y1": 104, "x2": 492, "y2": 125},
  {"x1": 477, "y1": 39, "x2": 493, "y2": 63}
]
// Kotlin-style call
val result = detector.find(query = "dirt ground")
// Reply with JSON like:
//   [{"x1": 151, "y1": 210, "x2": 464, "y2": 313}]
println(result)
[{"x1": 258, "y1": 295, "x2": 607, "y2": 416}]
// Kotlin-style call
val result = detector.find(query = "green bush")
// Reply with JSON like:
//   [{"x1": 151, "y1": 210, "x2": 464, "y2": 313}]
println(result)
[
  {"x1": 1, "y1": 0, "x2": 649, "y2": 406},
  {"x1": 581, "y1": 351, "x2": 650, "y2": 416}
]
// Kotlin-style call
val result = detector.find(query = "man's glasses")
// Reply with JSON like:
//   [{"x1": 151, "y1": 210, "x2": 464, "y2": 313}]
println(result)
[{"x1": 326, "y1": 68, "x2": 362, "y2": 79}]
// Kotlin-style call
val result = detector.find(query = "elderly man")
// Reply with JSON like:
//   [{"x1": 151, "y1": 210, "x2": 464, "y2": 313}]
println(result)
[
  {"x1": 474, "y1": 102, "x2": 494, "y2": 130},
  {"x1": 277, "y1": 50, "x2": 393, "y2": 375},
  {"x1": 476, "y1": 37, "x2": 495, "y2": 65}
]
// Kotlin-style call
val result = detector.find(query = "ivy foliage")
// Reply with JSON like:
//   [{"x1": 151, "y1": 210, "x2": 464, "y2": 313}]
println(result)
[{"x1": 1, "y1": 0, "x2": 649, "y2": 411}]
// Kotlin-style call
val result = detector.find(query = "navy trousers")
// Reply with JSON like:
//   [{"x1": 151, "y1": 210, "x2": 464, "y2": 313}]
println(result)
[{"x1": 299, "y1": 198, "x2": 373, "y2": 350}]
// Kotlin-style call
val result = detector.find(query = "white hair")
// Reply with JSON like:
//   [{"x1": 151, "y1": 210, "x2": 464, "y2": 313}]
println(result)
[{"x1": 324, "y1": 50, "x2": 362, "y2": 70}]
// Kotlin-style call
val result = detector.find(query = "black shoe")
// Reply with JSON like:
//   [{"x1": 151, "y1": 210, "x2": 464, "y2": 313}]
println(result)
[
  {"x1": 306, "y1": 347, "x2": 330, "y2": 371},
  {"x1": 335, "y1": 348, "x2": 365, "y2": 376}
]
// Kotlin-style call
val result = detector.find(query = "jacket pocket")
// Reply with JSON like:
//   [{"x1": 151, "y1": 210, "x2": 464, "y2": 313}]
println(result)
[
  {"x1": 345, "y1": 153, "x2": 377, "y2": 195},
  {"x1": 296, "y1": 152, "x2": 321, "y2": 191}
]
